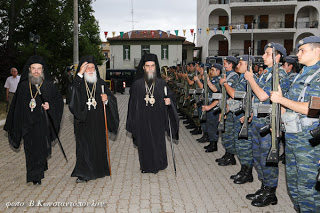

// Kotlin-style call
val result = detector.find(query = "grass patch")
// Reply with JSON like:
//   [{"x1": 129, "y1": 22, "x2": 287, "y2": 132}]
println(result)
[{"x1": 0, "y1": 101, "x2": 8, "y2": 120}]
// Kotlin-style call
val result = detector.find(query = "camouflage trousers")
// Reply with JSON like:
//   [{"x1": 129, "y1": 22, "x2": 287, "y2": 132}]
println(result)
[
  {"x1": 285, "y1": 126, "x2": 320, "y2": 212},
  {"x1": 234, "y1": 114, "x2": 253, "y2": 167},
  {"x1": 222, "y1": 112, "x2": 236, "y2": 154},
  {"x1": 251, "y1": 116, "x2": 278, "y2": 187},
  {"x1": 207, "y1": 110, "x2": 219, "y2": 142}
]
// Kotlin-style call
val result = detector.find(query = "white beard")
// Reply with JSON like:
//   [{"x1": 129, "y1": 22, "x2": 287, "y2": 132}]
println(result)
[{"x1": 84, "y1": 71, "x2": 97, "y2": 83}]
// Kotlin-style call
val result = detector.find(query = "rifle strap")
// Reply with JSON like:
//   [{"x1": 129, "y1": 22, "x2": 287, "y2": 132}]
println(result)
[{"x1": 296, "y1": 68, "x2": 320, "y2": 102}]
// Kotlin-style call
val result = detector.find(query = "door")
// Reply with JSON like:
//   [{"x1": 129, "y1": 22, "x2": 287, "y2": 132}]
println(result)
[
  {"x1": 259, "y1": 15, "x2": 269, "y2": 29},
  {"x1": 219, "y1": 40, "x2": 228, "y2": 56},
  {"x1": 244, "y1": 40, "x2": 254, "y2": 55},
  {"x1": 219, "y1": 16, "x2": 228, "y2": 27},
  {"x1": 284, "y1": 40, "x2": 293, "y2": 55},
  {"x1": 285, "y1": 14, "x2": 294, "y2": 28},
  {"x1": 245, "y1": 16, "x2": 254, "y2": 29}
]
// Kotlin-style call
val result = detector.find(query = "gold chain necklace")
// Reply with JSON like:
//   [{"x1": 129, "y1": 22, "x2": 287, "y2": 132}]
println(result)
[
  {"x1": 29, "y1": 82, "x2": 43, "y2": 112},
  {"x1": 85, "y1": 80, "x2": 97, "y2": 110},
  {"x1": 144, "y1": 81, "x2": 155, "y2": 106}
]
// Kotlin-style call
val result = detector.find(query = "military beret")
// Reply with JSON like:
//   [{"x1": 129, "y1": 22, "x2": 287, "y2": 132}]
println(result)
[
  {"x1": 199, "y1": 63, "x2": 205, "y2": 67},
  {"x1": 188, "y1": 62, "x2": 195, "y2": 66},
  {"x1": 238, "y1": 55, "x2": 255, "y2": 63},
  {"x1": 264, "y1": 42, "x2": 287, "y2": 58},
  {"x1": 296, "y1": 36, "x2": 320, "y2": 49},
  {"x1": 203, "y1": 63, "x2": 212, "y2": 69},
  {"x1": 224, "y1": 56, "x2": 238, "y2": 64},
  {"x1": 212, "y1": 63, "x2": 223, "y2": 71},
  {"x1": 284, "y1": 56, "x2": 296, "y2": 64}
]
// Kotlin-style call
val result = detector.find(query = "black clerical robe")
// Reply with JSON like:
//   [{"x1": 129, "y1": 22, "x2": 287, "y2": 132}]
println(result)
[
  {"x1": 126, "y1": 78, "x2": 179, "y2": 173},
  {"x1": 69, "y1": 75, "x2": 119, "y2": 180},
  {"x1": 4, "y1": 80, "x2": 64, "y2": 183}
]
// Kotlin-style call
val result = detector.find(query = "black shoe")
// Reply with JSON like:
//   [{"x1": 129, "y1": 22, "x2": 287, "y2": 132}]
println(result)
[
  {"x1": 251, "y1": 186, "x2": 277, "y2": 207},
  {"x1": 185, "y1": 123, "x2": 195, "y2": 129},
  {"x1": 205, "y1": 141, "x2": 217, "y2": 152},
  {"x1": 183, "y1": 120, "x2": 190, "y2": 124},
  {"x1": 233, "y1": 165, "x2": 253, "y2": 184},
  {"x1": 198, "y1": 132, "x2": 209, "y2": 143},
  {"x1": 33, "y1": 180, "x2": 41, "y2": 185},
  {"x1": 230, "y1": 167, "x2": 244, "y2": 180},
  {"x1": 76, "y1": 177, "x2": 88, "y2": 183},
  {"x1": 191, "y1": 128, "x2": 202, "y2": 135},
  {"x1": 218, "y1": 153, "x2": 236, "y2": 166},
  {"x1": 246, "y1": 184, "x2": 266, "y2": 200},
  {"x1": 215, "y1": 152, "x2": 228, "y2": 162},
  {"x1": 204, "y1": 143, "x2": 211, "y2": 149}
]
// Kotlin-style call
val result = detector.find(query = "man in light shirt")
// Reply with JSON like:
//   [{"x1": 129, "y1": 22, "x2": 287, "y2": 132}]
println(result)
[{"x1": 4, "y1": 67, "x2": 20, "y2": 111}]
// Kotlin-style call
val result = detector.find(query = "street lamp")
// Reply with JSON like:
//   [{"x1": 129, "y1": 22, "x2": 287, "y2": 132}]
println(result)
[{"x1": 29, "y1": 32, "x2": 40, "y2": 55}]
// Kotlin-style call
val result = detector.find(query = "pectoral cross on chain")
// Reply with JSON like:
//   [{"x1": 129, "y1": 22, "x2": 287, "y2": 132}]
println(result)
[
  {"x1": 86, "y1": 98, "x2": 92, "y2": 110},
  {"x1": 144, "y1": 94, "x2": 150, "y2": 106}
]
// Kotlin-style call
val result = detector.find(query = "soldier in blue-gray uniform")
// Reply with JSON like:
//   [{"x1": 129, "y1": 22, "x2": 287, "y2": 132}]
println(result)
[
  {"x1": 270, "y1": 36, "x2": 320, "y2": 212},
  {"x1": 216, "y1": 56, "x2": 239, "y2": 166},
  {"x1": 283, "y1": 56, "x2": 298, "y2": 84},
  {"x1": 221, "y1": 55, "x2": 257, "y2": 184},
  {"x1": 244, "y1": 42, "x2": 290, "y2": 207},
  {"x1": 201, "y1": 63, "x2": 222, "y2": 152}
]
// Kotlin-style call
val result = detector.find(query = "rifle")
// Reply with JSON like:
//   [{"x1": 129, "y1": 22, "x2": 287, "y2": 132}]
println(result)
[
  {"x1": 257, "y1": 47, "x2": 281, "y2": 163},
  {"x1": 217, "y1": 67, "x2": 227, "y2": 132},
  {"x1": 238, "y1": 48, "x2": 253, "y2": 138},
  {"x1": 309, "y1": 96, "x2": 320, "y2": 147},
  {"x1": 200, "y1": 69, "x2": 208, "y2": 121}
]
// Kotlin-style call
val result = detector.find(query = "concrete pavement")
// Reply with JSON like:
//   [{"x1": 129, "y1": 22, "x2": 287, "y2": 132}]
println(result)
[{"x1": 0, "y1": 93, "x2": 295, "y2": 212}]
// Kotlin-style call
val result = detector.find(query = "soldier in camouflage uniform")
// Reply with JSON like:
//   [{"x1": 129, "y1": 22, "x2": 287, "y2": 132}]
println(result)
[
  {"x1": 216, "y1": 56, "x2": 239, "y2": 166},
  {"x1": 201, "y1": 63, "x2": 222, "y2": 152},
  {"x1": 221, "y1": 55, "x2": 257, "y2": 184},
  {"x1": 244, "y1": 42, "x2": 290, "y2": 207},
  {"x1": 270, "y1": 36, "x2": 320, "y2": 212},
  {"x1": 283, "y1": 56, "x2": 298, "y2": 85}
]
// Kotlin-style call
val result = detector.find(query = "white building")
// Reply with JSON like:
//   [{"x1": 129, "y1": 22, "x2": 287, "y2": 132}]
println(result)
[
  {"x1": 108, "y1": 30, "x2": 189, "y2": 69},
  {"x1": 197, "y1": 0, "x2": 320, "y2": 62}
]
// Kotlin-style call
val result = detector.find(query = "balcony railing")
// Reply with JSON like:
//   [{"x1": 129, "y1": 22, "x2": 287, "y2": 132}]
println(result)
[
  {"x1": 209, "y1": 0, "x2": 298, "y2": 4},
  {"x1": 208, "y1": 21, "x2": 317, "y2": 31},
  {"x1": 209, "y1": 49, "x2": 265, "y2": 57}
]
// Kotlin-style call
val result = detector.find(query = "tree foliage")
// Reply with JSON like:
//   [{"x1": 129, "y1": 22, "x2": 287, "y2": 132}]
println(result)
[{"x1": 0, "y1": 0, "x2": 104, "y2": 97}]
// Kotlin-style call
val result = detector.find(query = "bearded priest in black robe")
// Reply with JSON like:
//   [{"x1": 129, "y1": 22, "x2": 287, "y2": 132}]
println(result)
[
  {"x1": 126, "y1": 54, "x2": 179, "y2": 174},
  {"x1": 69, "y1": 55, "x2": 119, "y2": 183},
  {"x1": 4, "y1": 56, "x2": 64, "y2": 185}
]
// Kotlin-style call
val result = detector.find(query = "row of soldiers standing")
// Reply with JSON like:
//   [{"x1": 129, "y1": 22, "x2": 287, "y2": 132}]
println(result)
[{"x1": 164, "y1": 35, "x2": 320, "y2": 212}]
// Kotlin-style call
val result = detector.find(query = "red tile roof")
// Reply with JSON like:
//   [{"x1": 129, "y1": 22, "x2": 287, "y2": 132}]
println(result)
[{"x1": 107, "y1": 30, "x2": 186, "y2": 41}]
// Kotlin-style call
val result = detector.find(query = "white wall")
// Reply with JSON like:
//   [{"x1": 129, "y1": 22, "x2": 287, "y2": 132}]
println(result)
[{"x1": 110, "y1": 44, "x2": 183, "y2": 69}]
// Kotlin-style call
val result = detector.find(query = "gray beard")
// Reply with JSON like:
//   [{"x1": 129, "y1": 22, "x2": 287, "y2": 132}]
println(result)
[
  {"x1": 144, "y1": 72, "x2": 155, "y2": 83},
  {"x1": 28, "y1": 72, "x2": 44, "y2": 85},
  {"x1": 84, "y1": 72, "x2": 98, "y2": 83}
]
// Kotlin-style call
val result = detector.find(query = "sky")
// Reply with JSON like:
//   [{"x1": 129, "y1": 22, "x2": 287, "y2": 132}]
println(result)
[{"x1": 92, "y1": 0, "x2": 197, "y2": 43}]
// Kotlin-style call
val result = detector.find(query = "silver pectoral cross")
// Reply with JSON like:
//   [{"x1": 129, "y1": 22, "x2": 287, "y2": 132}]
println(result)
[
  {"x1": 86, "y1": 98, "x2": 92, "y2": 110},
  {"x1": 144, "y1": 94, "x2": 150, "y2": 106}
]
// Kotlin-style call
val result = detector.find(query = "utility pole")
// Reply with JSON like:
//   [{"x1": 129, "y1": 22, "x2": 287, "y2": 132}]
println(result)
[{"x1": 73, "y1": 0, "x2": 79, "y2": 68}]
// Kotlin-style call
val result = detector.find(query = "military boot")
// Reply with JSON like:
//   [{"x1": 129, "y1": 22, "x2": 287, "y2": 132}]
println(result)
[
  {"x1": 215, "y1": 151, "x2": 228, "y2": 163},
  {"x1": 246, "y1": 184, "x2": 265, "y2": 200},
  {"x1": 218, "y1": 152, "x2": 236, "y2": 166},
  {"x1": 230, "y1": 165, "x2": 245, "y2": 180},
  {"x1": 191, "y1": 127, "x2": 202, "y2": 135},
  {"x1": 186, "y1": 123, "x2": 196, "y2": 129},
  {"x1": 183, "y1": 119, "x2": 190, "y2": 124},
  {"x1": 251, "y1": 186, "x2": 277, "y2": 207},
  {"x1": 197, "y1": 132, "x2": 209, "y2": 143},
  {"x1": 205, "y1": 141, "x2": 217, "y2": 152},
  {"x1": 233, "y1": 165, "x2": 253, "y2": 184}
]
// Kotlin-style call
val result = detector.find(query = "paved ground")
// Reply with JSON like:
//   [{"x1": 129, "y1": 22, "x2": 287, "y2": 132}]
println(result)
[{"x1": 0, "y1": 92, "x2": 295, "y2": 213}]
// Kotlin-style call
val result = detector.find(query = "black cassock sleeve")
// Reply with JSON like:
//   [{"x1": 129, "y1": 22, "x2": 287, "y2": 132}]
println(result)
[
  {"x1": 104, "y1": 81, "x2": 119, "y2": 134},
  {"x1": 69, "y1": 75, "x2": 88, "y2": 122}
]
